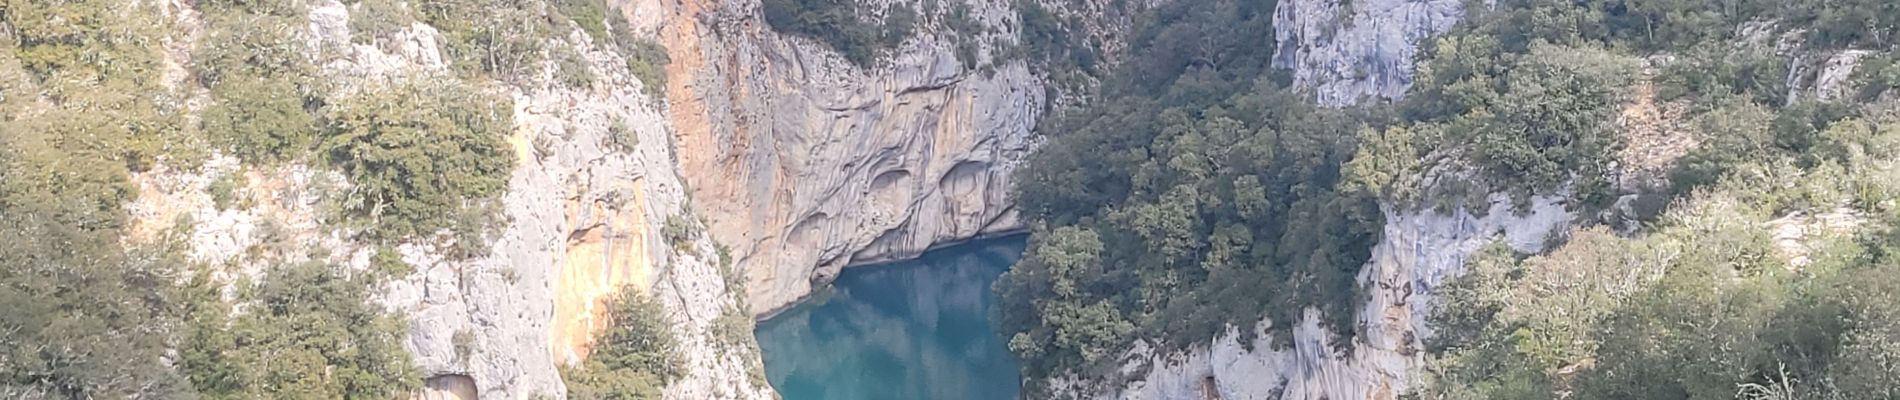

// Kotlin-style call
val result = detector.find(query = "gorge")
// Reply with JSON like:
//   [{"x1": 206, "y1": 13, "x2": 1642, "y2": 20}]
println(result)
[{"x1": 6, "y1": 0, "x2": 1900, "y2": 398}]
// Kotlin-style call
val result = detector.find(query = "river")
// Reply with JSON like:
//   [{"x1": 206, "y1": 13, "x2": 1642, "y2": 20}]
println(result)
[{"x1": 754, "y1": 237, "x2": 1025, "y2": 400}]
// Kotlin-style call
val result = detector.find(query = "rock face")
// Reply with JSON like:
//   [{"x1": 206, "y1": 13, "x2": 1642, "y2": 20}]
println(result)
[
  {"x1": 1789, "y1": 49, "x2": 1873, "y2": 102},
  {"x1": 1272, "y1": 0, "x2": 1467, "y2": 106},
  {"x1": 129, "y1": 0, "x2": 777, "y2": 398},
  {"x1": 1089, "y1": 195, "x2": 1569, "y2": 400},
  {"x1": 657, "y1": 0, "x2": 1046, "y2": 315},
  {"x1": 346, "y1": 16, "x2": 774, "y2": 400}
]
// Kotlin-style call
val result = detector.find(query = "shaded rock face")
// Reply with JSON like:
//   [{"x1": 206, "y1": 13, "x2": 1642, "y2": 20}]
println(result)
[
  {"x1": 418, "y1": 375, "x2": 479, "y2": 400},
  {"x1": 657, "y1": 0, "x2": 1046, "y2": 315},
  {"x1": 1272, "y1": 0, "x2": 1467, "y2": 106},
  {"x1": 1085, "y1": 195, "x2": 1569, "y2": 400}
]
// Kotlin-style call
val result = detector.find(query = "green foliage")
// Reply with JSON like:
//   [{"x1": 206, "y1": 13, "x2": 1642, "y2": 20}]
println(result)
[
  {"x1": 556, "y1": 46, "x2": 598, "y2": 88},
  {"x1": 621, "y1": 39, "x2": 672, "y2": 100},
  {"x1": 5, "y1": 0, "x2": 182, "y2": 171},
  {"x1": 1419, "y1": 97, "x2": 1900, "y2": 400},
  {"x1": 1014, "y1": 0, "x2": 1093, "y2": 72},
  {"x1": 561, "y1": 290, "x2": 684, "y2": 400},
  {"x1": 0, "y1": 3, "x2": 194, "y2": 395},
  {"x1": 193, "y1": 0, "x2": 311, "y2": 87},
  {"x1": 561, "y1": 0, "x2": 672, "y2": 98},
  {"x1": 193, "y1": 0, "x2": 323, "y2": 164},
  {"x1": 208, "y1": 171, "x2": 249, "y2": 211},
  {"x1": 553, "y1": 0, "x2": 612, "y2": 44},
  {"x1": 1655, "y1": 43, "x2": 1788, "y2": 104},
  {"x1": 662, "y1": 214, "x2": 700, "y2": 254},
  {"x1": 760, "y1": 0, "x2": 916, "y2": 66},
  {"x1": 609, "y1": 116, "x2": 641, "y2": 150},
  {"x1": 1005, "y1": 0, "x2": 1900, "y2": 390},
  {"x1": 1668, "y1": 98, "x2": 1777, "y2": 193},
  {"x1": 1402, "y1": 35, "x2": 1641, "y2": 206},
  {"x1": 1851, "y1": 53, "x2": 1900, "y2": 101},
  {"x1": 372, "y1": 244, "x2": 416, "y2": 278},
  {"x1": 179, "y1": 261, "x2": 419, "y2": 399},
  {"x1": 319, "y1": 79, "x2": 516, "y2": 246},
  {"x1": 416, "y1": 0, "x2": 559, "y2": 81},
  {"x1": 0, "y1": 211, "x2": 192, "y2": 398},
  {"x1": 1003, "y1": 0, "x2": 1384, "y2": 385},
  {"x1": 202, "y1": 75, "x2": 318, "y2": 162},
  {"x1": 348, "y1": 0, "x2": 417, "y2": 47},
  {"x1": 453, "y1": 329, "x2": 477, "y2": 362}
]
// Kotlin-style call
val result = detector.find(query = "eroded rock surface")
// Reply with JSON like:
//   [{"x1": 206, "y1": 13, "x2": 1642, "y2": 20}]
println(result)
[
  {"x1": 1272, "y1": 0, "x2": 1467, "y2": 105},
  {"x1": 1085, "y1": 195, "x2": 1569, "y2": 400},
  {"x1": 658, "y1": 0, "x2": 1047, "y2": 315}
]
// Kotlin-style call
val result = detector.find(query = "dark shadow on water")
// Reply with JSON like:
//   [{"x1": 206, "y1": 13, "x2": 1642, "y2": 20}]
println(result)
[{"x1": 755, "y1": 236, "x2": 1026, "y2": 400}]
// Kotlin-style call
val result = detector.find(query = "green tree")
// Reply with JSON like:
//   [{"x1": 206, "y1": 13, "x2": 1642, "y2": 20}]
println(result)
[
  {"x1": 319, "y1": 79, "x2": 515, "y2": 245},
  {"x1": 180, "y1": 261, "x2": 419, "y2": 399},
  {"x1": 561, "y1": 289, "x2": 684, "y2": 400}
]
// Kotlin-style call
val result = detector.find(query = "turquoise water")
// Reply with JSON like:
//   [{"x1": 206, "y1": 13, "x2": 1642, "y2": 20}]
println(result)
[{"x1": 755, "y1": 237, "x2": 1025, "y2": 400}]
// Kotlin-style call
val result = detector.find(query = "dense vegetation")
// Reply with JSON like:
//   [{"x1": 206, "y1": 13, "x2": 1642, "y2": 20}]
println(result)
[
  {"x1": 1405, "y1": 1, "x2": 1900, "y2": 398},
  {"x1": 561, "y1": 290, "x2": 686, "y2": 400},
  {"x1": 1004, "y1": 0, "x2": 1900, "y2": 397},
  {"x1": 1000, "y1": 0, "x2": 1385, "y2": 388},
  {"x1": 178, "y1": 261, "x2": 419, "y2": 398},
  {"x1": 1418, "y1": 105, "x2": 1900, "y2": 399},
  {"x1": 320, "y1": 79, "x2": 516, "y2": 251},
  {"x1": 2, "y1": 0, "x2": 195, "y2": 396}
]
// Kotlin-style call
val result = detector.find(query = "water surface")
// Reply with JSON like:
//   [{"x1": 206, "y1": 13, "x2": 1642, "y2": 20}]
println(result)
[{"x1": 755, "y1": 237, "x2": 1025, "y2": 400}]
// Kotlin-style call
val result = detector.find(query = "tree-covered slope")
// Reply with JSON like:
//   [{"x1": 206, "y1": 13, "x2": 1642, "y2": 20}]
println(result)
[{"x1": 1002, "y1": 0, "x2": 1900, "y2": 397}]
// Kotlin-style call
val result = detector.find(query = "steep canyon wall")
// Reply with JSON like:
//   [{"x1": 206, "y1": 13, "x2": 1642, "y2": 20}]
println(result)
[{"x1": 657, "y1": 0, "x2": 1056, "y2": 316}]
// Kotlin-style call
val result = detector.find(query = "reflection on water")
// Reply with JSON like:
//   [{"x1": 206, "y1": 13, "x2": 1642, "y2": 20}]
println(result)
[{"x1": 755, "y1": 237, "x2": 1025, "y2": 400}]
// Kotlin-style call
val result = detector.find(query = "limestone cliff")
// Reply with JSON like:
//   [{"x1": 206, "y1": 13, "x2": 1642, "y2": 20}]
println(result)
[
  {"x1": 126, "y1": 0, "x2": 774, "y2": 398},
  {"x1": 654, "y1": 0, "x2": 1050, "y2": 315},
  {"x1": 1073, "y1": 195, "x2": 1569, "y2": 400},
  {"x1": 1272, "y1": 0, "x2": 1467, "y2": 106}
]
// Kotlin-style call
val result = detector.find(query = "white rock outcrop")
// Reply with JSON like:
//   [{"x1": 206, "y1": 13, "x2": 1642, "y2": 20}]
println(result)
[
  {"x1": 1272, "y1": 0, "x2": 1468, "y2": 106},
  {"x1": 1093, "y1": 195, "x2": 1569, "y2": 400},
  {"x1": 1788, "y1": 49, "x2": 1873, "y2": 102}
]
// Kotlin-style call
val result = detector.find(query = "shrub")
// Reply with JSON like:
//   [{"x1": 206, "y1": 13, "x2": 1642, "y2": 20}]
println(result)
[
  {"x1": 348, "y1": 0, "x2": 416, "y2": 47},
  {"x1": 372, "y1": 244, "x2": 415, "y2": 278},
  {"x1": 208, "y1": 171, "x2": 248, "y2": 211},
  {"x1": 416, "y1": 0, "x2": 556, "y2": 81},
  {"x1": 202, "y1": 75, "x2": 318, "y2": 162},
  {"x1": 193, "y1": 7, "x2": 311, "y2": 87},
  {"x1": 622, "y1": 39, "x2": 671, "y2": 100},
  {"x1": 553, "y1": 0, "x2": 611, "y2": 43},
  {"x1": 319, "y1": 79, "x2": 516, "y2": 244},
  {"x1": 2, "y1": 26, "x2": 183, "y2": 400},
  {"x1": 452, "y1": 329, "x2": 476, "y2": 362},
  {"x1": 555, "y1": 46, "x2": 597, "y2": 88},
  {"x1": 661, "y1": 214, "x2": 700, "y2": 254},
  {"x1": 560, "y1": 289, "x2": 683, "y2": 400},
  {"x1": 180, "y1": 261, "x2": 419, "y2": 398}
]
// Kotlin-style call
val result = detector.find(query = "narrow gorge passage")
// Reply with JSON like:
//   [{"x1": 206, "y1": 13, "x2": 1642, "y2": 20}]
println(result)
[{"x1": 755, "y1": 237, "x2": 1026, "y2": 400}]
